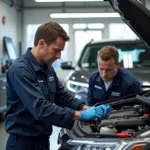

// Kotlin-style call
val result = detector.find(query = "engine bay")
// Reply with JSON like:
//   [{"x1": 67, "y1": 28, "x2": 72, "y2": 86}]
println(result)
[{"x1": 69, "y1": 91, "x2": 150, "y2": 139}]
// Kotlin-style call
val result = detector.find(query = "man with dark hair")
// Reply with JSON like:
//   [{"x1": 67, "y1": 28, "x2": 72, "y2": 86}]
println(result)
[
  {"x1": 87, "y1": 46, "x2": 142, "y2": 106},
  {"x1": 5, "y1": 22, "x2": 111, "y2": 150}
]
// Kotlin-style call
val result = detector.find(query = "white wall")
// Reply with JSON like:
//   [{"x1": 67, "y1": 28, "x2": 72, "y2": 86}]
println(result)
[
  {"x1": 22, "y1": 0, "x2": 150, "y2": 62},
  {"x1": 23, "y1": 8, "x2": 123, "y2": 61},
  {"x1": 0, "y1": 1, "x2": 20, "y2": 59}
]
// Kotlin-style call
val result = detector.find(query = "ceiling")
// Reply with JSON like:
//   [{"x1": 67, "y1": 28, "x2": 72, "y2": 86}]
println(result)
[
  {"x1": 1, "y1": 0, "x2": 146, "y2": 13},
  {"x1": 1, "y1": 0, "x2": 114, "y2": 12}
]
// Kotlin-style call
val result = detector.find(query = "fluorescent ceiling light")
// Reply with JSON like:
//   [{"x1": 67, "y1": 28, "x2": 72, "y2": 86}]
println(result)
[
  {"x1": 50, "y1": 13, "x2": 120, "y2": 18},
  {"x1": 35, "y1": 0, "x2": 103, "y2": 2},
  {"x1": 73, "y1": 23, "x2": 104, "y2": 29}
]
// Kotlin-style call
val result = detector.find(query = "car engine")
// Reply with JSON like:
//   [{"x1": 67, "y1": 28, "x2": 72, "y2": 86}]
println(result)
[{"x1": 69, "y1": 91, "x2": 150, "y2": 139}]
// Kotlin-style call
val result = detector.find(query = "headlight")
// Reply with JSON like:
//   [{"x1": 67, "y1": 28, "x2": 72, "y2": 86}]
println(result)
[
  {"x1": 66, "y1": 80, "x2": 88, "y2": 93},
  {"x1": 129, "y1": 143, "x2": 146, "y2": 150},
  {"x1": 65, "y1": 139, "x2": 149, "y2": 150},
  {"x1": 66, "y1": 139, "x2": 120, "y2": 150}
]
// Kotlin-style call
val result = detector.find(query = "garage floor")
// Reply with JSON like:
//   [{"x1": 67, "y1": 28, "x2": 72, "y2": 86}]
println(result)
[
  {"x1": 0, "y1": 121, "x2": 61, "y2": 150},
  {"x1": 0, "y1": 121, "x2": 7, "y2": 150}
]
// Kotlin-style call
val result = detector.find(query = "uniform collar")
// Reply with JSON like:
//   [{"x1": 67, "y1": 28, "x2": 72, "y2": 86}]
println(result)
[
  {"x1": 25, "y1": 48, "x2": 49, "y2": 73},
  {"x1": 95, "y1": 72, "x2": 104, "y2": 86},
  {"x1": 111, "y1": 68, "x2": 121, "y2": 86},
  {"x1": 96, "y1": 68, "x2": 121, "y2": 86}
]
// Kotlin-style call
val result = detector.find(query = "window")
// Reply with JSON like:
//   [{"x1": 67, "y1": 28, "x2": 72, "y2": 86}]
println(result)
[
  {"x1": 109, "y1": 23, "x2": 138, "y2": 40},
  {"x1": 73, "y1": 23, "x2": 104, "y2": 63},
  {"x1": 80, "y1": 41, "x2": 148, "y2": 69}
]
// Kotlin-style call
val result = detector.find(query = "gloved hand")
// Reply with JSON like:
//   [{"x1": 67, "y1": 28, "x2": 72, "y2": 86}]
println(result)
[
  {"x1": 80, "y1": 105, "x2": 112, "y2": 121},
  {"x1": 96, "y1": 105, "x2": 112, "y2": 116},
  {"x1": 80, "y1": 106, "x2": 104, "y2": 121}
]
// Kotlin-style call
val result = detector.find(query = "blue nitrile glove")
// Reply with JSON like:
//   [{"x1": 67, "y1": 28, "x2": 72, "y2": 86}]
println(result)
[
  {"x1": 96, "y1": 105, "x2": 112, "y2": 116},
  {"x1": 80, "y1": 106, "x2": 104, "y2": 121}
]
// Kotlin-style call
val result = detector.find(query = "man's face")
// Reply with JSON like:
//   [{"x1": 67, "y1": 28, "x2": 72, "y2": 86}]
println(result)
[
  {"x1": 97, "y1": 57, "x2": 120, "y2": 83},
  {"x1": 39, "y1": 36, "x2": 65, "y2": 66}
]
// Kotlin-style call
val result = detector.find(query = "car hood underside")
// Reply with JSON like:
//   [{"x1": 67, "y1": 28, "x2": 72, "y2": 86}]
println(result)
[{"x1": 108, "y1": 0, "x2": 150, "y2": 49}]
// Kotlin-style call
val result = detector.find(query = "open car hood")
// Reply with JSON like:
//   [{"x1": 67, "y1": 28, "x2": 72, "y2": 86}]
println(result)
[{"x1": 107, "y1": 0, "x2": 150, "y2": 49}]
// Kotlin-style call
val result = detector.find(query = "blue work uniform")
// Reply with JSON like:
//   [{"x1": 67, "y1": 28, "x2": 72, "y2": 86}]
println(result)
[
  {"x1": 5, "y1": 48, "x2": 85, "y2": 150},
  {"x1": 87, "y1": 68, "x2": 142, "y2": 106}
]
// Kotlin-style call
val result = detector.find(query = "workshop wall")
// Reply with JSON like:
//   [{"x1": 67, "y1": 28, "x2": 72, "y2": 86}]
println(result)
[
  {"x1": 22, "y1": 4, "x2": 123, "y2": 62},
  {"x1": 0, "y1": 1, "x2": 20, "y2": 68}
]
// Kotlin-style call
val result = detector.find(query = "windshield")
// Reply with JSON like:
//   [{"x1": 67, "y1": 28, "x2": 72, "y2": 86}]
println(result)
[{"x1": 80, "y1": 41, "x2": 150, "y2": 69}]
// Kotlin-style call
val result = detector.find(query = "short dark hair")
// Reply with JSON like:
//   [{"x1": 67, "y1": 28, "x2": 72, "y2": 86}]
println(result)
[
  {"x1": 97, "y1": 46, "x2": 119, "y2": 64},
  {"x1": 34, "y1": 22, "x2": 69, "y2": 46}
]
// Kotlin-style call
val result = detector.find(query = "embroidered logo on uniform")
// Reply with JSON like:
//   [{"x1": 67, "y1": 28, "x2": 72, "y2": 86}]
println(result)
[
  {"x1": 49, "y1": 76, "x2": 54, "y2": 81},
  {"x1": 94, "y1": 85, "x2": 102, "y2": 90},
  {"x1": 111, "y1": 92, "x2": 120, "y2": 97},
  {"x1": 38, "y1": 80, "x2": 44, "y2": 83}
]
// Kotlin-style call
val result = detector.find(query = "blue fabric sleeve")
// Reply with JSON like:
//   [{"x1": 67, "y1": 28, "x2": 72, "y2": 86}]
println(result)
[
  {"x1": 87, "y1": 75, "x2": 94, "y2": 106},
  {"x1": 10, "y1": 66, "x2": 75, "y2": 129},
  {"x1": 123, "y1": 81, "x2": 142, "y2": 96}
]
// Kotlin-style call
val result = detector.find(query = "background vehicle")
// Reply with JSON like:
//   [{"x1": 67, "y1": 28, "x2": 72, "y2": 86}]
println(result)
[
  {"x1": 57, "y1": 0, "x2": 150, "y2": 149},
  {"x1": 62, "y1": 39, "x2": 150, "y2": 102}
]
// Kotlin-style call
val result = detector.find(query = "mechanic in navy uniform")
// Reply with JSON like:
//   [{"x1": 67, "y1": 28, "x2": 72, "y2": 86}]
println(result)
[
  {"x1": 5, "y1": 22, "x2": 111, "y2": 150},
  {"x1": 87, "y1": 46, "x2": 142, "y2": 106}
]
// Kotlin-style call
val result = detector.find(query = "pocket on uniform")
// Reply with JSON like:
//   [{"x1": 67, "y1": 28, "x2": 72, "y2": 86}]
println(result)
[
  {"x1": 93, "y1": 86, "x2": 102, "y2": 99},
  {"x1": 48, "y1": 81, "x2": 56, "y2": 103},
  {"x1": 38, "y1": 82, "x2": 49, "y2": 95},
  {"x1": 49, "y1": 81, "x2": 56, "y2": 93}
]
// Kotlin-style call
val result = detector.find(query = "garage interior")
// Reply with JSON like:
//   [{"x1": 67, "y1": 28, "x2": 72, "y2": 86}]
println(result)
[{"x1": 0, "y1": 0, "x2": 150, "y2": 150}]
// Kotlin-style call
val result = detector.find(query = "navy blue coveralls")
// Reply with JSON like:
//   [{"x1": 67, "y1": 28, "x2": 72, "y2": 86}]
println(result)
[
  {"x1": 5, "y1": 48, "x2": 85, "y2": 150},
  {"x1": 87, "y1": 68, "x2": 142, "y2": 106}
]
